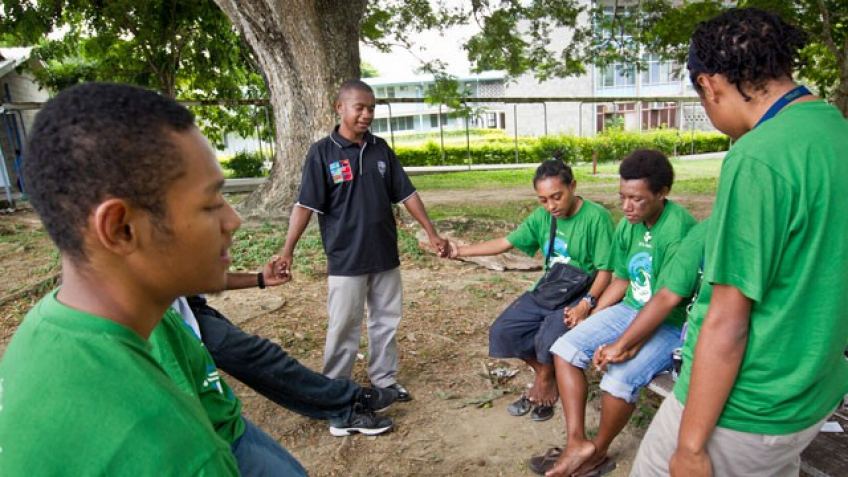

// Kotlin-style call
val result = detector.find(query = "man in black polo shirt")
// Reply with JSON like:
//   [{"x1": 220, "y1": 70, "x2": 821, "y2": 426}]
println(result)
[{"x1": 276, "y1": 79, "x2": 447, "y2": 402}]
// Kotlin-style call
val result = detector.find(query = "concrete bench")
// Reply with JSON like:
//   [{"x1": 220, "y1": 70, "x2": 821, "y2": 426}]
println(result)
[{"x1": 644, "y1": 375, "x2": 848, "y2": 477}]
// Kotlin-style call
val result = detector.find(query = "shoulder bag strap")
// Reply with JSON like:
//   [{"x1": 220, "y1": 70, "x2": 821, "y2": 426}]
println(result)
[{"x1": 544, "y1": 215, "x2": 558, "y2": 269}]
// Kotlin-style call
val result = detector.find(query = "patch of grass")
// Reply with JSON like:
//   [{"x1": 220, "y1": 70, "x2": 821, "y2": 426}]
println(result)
[
  {"x1": 673, "y1": 177, "x2": 718, "y2": 195},
  {"x1": 428, "y1": 201, "x2": 536, "y2": 224},
  {"x1": 229, "y1": 222, "x2": 283, "y2": 270},
  {"x1": 412, "y1": 169, "x2": 536, "y2": 191},
  {"x1": 398, "y1": 227, "x2": 426, "y2": 262},
  {"x1": 410, "y1": 158, "x2": 722, "y2": 193}
]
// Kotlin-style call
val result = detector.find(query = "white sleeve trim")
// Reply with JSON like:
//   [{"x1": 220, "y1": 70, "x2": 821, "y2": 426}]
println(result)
[
  {"x1": 295, "y1": 202, "x2": 324, "y2": 215},
  {"x1": 396, "y1": 191, "x2": 418, "y2": 204}
]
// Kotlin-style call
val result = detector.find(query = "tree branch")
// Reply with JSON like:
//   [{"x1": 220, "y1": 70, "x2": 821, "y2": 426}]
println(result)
[{"x1": 817, "y1": 0, "x2": 844, "y2": 63}]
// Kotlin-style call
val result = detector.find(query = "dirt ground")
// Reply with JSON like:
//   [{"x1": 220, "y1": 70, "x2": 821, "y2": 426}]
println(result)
[{"x1": 0, "y1": 186, "x2": 713, "y2": 476}]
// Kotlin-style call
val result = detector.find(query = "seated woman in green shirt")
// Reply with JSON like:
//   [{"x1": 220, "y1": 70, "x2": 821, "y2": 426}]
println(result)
[{"x1": 447, "y1": 159, "x2": 615, "y2": 421}]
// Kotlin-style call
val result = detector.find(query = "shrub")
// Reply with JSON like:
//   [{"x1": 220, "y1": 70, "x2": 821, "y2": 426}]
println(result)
[
  {"x1": 393, "y1": 129, "x2": 729, "y2": 166},
  {"x1": 222, "y1": 151, "x2": 270, "y2": 178}
]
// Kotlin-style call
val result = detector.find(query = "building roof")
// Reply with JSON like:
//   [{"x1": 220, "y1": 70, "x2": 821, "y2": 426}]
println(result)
[
  {"x1": 0, "y1": 47, "x2": 34, "y2": 79},
  {"x1": 364, "y1": 70, "x2": 505, "y2": 87}
]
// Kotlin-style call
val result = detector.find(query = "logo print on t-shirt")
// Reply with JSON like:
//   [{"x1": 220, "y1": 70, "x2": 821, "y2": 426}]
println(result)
[
  {"x1": 543, "y1": 236, "x2": 572, "y2": 266},
  {"x1": 628, "y1": 251, "x2": 653, "y2": 304},
  {"x1": 377, "y1": 160, "x2": 387, "y2": 177},
  {"x1": 330, "y1": 159, "x2": 353, "y2": 184}
]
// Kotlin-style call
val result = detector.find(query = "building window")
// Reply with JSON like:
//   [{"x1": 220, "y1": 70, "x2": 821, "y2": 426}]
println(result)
[
  {"x1": 386, "y1": 86, "x2": 396, "y2": 98},
  {"x1": 371, "y1": 118, "x2": 388, "y2": 133},
  {"x1": 642, "y1": 102, "x2": 679, "y2": 129},
  {"x1": 429, "y1": 113, "x2": 448, "y2": 128},
  {"x1": 642, "y1": 55, "x2": 677, "y2": 85},
  {"x1": 390, "y1": 116, "x2": 413, "y2": 131},
  {"x1": 597, "y1": 63, "x2": 635, "y2": 89}
]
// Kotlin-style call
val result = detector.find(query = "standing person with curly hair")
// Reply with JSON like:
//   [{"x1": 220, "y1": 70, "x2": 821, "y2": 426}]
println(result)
[{"x1": 631, "y1": 8, "x2": 848, "y2": 477}]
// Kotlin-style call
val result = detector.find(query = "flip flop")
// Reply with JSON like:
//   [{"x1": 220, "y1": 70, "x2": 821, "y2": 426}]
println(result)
[
  {"x1": 573, "y1": 457, "x2": 617, "y2": 477},
  {"x1": 527, "y1": 447, "x2": 562, "y2": 475},
  {"x1": 531, "y1": 404, "x2": 555, "y2": 421},
  {"x1": 507, "y1": 394, "x2": 533, "y2": 416}
]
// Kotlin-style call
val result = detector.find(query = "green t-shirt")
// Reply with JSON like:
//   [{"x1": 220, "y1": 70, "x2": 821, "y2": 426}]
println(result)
[
  {"x1": 507, "y1": 199, "x2": 615, "y2": 289},
  {"x1": 656, "y1": 219, "x2": 709, "y2": 328},
  {"x1": 612, "y1": 200, "x2": 696, "y2": 320},
  {"x1": 0, "y1": 291, "x2": 238, "y2": 476},
  {"x1": 674, "y1": 100, "x2": 848, "y2": 435},
  {"x1": 149, "y1": 309, "x2": 245, "y2": 444}
]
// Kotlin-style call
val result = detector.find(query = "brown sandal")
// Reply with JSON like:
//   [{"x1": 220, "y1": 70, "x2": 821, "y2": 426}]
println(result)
[{"x1": 528, "y1": 447, "x2": 562, "y2": 475}]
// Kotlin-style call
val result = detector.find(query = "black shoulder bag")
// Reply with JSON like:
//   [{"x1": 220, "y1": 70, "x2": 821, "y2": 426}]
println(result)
[{"x1": 530, "y1": 216, "x2": 593, "y2": 310}]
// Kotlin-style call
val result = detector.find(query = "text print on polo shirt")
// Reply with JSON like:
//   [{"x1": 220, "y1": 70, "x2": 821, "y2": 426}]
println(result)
[{"x1": 330, "y1": 159, "x2": 354, "y2": 184}]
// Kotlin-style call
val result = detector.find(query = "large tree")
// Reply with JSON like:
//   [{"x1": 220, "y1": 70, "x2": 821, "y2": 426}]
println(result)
[{"x1": 0, "y1": 0, "x2": 268, "y2": 148}]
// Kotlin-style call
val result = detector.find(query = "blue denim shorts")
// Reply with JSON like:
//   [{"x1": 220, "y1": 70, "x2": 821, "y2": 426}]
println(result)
[{"x1": 549, "y1": 303, "x2": 683, "y2": 403}]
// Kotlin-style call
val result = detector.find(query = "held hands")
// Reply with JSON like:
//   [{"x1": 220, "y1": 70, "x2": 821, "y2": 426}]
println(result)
[
  {"x1": 563, "y1": 299, "x2": 591, "y2": 328},
  {"x1": 446, "y1": 240, "x2": 461, "y2": 260},
  {"x1": 266, "y1": 255, "x2": 292, "y2": 286},
  {"x1": 592, "y1": 341, "x2": 639, "y2": 372},
  {"x1": 429, "y1": 234, "x2": 450, "y2": 258}
]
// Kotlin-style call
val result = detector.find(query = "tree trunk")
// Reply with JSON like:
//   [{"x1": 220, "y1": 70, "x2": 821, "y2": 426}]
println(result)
[
  {"x1": 214, "y1": 0, "x2": 366, "y2": 218},
  {"x1": 837, "y1": 53, "x2": 848, "y2": 117}
]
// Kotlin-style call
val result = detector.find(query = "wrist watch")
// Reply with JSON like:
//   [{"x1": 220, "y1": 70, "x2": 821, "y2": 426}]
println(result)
[{"x1": 582, "y1": 293, "x2": 597, "y2": 309}]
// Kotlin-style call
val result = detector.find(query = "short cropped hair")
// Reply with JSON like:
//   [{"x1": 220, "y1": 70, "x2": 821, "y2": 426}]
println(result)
[
  {"x1": 619, "y1": 149, "x2": 674, "y2": 194},
  {"x1": 23, "y1": 82, "x2": 195, "y2": 261},
  {"x1": 337, "y1": 79, "x2": 374, "y2": 100},
  {"x1": 688, "y1": 8, "x2": 807, "y2": 100},
  {"x1": 534, "y1": 155, "x2": 574, "y2": 188}
]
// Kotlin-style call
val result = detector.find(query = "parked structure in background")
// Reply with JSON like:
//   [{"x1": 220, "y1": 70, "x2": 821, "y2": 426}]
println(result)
[
  {"x1": 364, "y1": 71, "x2": 507, "y2": 135},
  {"x1": 503, "y1": 0, "x2": 714, "y2": 137},
  {"x1": 1, "y1": 47, "x2": 48, "y2": 206}
]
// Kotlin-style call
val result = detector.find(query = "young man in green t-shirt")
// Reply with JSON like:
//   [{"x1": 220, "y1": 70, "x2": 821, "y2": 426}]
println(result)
[
  {"x1": 447, "y1": 159, "x2": 615, "y2": 421},
  {"x1": 542, "y1": 150, "x2": 696, "y2": 476},
  {"x1": 151, "y1": 302, "x2": 311, "y2": 476},
  {"x1": 0, "y1": 83, "x2": 239, "y2": 475},
  {"x1": 632, "y1": 9, "x2": 848, "y2": 477}
]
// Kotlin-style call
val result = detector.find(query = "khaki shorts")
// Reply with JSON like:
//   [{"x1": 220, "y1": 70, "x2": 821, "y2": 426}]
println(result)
[{"x1": 630, "y1": 396, "x2": 829, "y2": 477}]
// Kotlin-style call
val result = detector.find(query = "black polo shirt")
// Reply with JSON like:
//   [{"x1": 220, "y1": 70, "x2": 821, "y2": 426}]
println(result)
[{"x1": 296, "y1": 127, "x2": 417, "y2": 276}]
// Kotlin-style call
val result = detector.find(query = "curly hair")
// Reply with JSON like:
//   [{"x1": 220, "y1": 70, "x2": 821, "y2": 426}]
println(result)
[
  {"x1": 688, "y1": 8, "x2": 808, "y2": 100},
  {"x1": 619, "y1": 149, "x2": 674, "y2": 194},
  {"x1": 23, "y1": 83, "x2": 195, "y2": 262}
]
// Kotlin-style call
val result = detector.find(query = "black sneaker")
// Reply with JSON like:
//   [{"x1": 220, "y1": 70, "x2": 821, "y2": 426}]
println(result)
[
  {"x1": 387, "y1": 382, "x2": 412, "y2": 402},
  {"x1": 358, "y1": 386, "x2": 398, "y2": 413},
  {"x1": 329, "y1": 405, "x2": 393, "y2": 437}
]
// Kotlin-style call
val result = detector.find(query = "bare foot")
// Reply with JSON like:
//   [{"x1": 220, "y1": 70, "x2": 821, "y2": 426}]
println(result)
[
  {"x1": 530, "y1": 372, "x2": 559, "y2": 406},
  {"x1": 572, "y1": 447, "x2": 608, "y2": 476},
  {"x1": 545, "y1": 439, "x2": 595, "y2": 477}
]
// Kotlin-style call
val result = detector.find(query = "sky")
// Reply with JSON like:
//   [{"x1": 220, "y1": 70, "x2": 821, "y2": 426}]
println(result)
[{"x1": 359, "y1": 19, "x2": 481, "y2": 79}]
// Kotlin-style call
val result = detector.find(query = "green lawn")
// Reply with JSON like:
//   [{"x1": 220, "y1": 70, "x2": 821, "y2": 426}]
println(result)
[{"x1": 412, "y1": 158, "x2": 723, "y2": 192}]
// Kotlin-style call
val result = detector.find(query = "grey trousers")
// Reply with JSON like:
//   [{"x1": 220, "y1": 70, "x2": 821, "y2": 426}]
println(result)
[
  {"x1": 631, "y1": 396, "x2": 829, "y2": 477},
  {"x1": 323, "y1": 267, "x2": 402, "y2": 388}
]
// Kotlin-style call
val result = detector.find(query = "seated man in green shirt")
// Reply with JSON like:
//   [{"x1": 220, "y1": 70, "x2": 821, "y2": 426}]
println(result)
[
  {"x1": 536, "y1": 219, "x2": 706, "y2": 476},
  {"x1": 0, "y1": 83, "x2": 239, "y2": 475},
  {"x1": 540, "y1": 149, "x2": 696, "y2": 476},
  {"x1": 448, "y1": 159, "x2": 615, "y2": 421},
  {"x1": 633, "y1": 8, "x2": 848, "y2": 477}
]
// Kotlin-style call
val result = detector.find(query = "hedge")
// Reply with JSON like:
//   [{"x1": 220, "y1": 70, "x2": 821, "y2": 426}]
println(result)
[
  {"x1": 393, "y1": 129, "x2": 729, "y2": 166},
  {"x1": 222, "y1": 151, "x2": 271, "y2": 178}
]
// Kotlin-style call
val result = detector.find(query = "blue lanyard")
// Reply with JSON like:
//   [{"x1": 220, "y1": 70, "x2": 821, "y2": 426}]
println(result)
[{"x1": 754, "y1": 85, "x2": 811, "y2": 128}]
